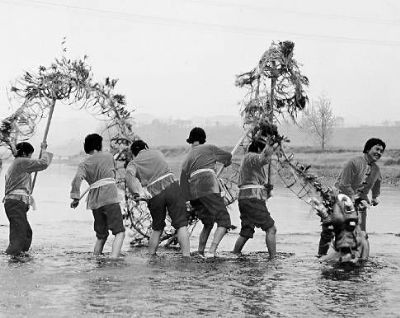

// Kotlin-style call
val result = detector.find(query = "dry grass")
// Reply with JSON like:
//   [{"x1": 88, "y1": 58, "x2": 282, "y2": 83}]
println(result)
[{"x1": 164, "y1": 147, "x2": 400, "y2": 187}]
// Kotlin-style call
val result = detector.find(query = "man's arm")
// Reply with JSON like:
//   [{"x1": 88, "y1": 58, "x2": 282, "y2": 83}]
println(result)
[
  {"x1": 213, "y1": 145, "x2": 232, "y2": 167},
  {"x1": 336, "y1": 160, "x2": 356, "y2": 199},
  {"x1": 179, "y1": 161, "x2": 191, "y2": 201},
  {"x1": 70, "y1": 164, "x2": 86, "y2": 207},
  {"x1": 125, "y1": 162, "x2": 143, "y2": 197},
  {"x1": 371, "y1": 175, "x2": 381, "y2": 205},
  {"x1": 24, "y1": 151, "x2": 54, "y2": 173},
  {"x1": 258, "y1": 144, "x2": 276, "y2": 165}
]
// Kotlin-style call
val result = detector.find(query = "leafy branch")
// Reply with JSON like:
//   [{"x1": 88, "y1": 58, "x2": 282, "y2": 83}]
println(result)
[{"x1": 1, "y1": 51, "x2": 136, "y2": 155}]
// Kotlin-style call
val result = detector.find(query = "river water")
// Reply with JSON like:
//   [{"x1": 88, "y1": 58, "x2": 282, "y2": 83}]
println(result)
[{"x1": 0, "y1": 163, "x2": 399, "y2": 317}]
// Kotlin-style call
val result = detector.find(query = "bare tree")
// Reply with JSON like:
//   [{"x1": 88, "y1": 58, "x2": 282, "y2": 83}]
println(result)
[{"x1": 300, "y1": 95, "x2": 336, "y2": 150}]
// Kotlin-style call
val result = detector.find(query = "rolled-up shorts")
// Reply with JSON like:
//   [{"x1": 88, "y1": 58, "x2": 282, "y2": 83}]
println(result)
[
  {"x1": 147, "y1": 181, "x2": 188, "y2": 231},
  {"x1": 190, "y1": 193, "x2": 231, "y2": 228},
  {"x1": 238, "y1": 198, "x2": 275, "y2": 238},
  {"x1": 92, "y1": 203, "x2": 125, "y2": 239}
]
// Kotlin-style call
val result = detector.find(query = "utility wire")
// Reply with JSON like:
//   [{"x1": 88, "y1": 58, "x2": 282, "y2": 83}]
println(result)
[
  {"x1": 1, "y1": 0, "x2": 400, "y2": 46},
  {"x1": 187, "y1": 0, "x2": 400, "y2": 26}
]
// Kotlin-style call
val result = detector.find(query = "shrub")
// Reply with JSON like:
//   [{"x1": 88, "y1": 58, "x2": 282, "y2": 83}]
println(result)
[{"x1": 384, "y1": 158, "x2": 400, "y2": 166}]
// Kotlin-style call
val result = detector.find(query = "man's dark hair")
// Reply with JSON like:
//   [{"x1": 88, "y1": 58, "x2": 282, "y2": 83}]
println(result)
[
  {"x1": 84, "y1": 134, "x2": 103, "y2": 154},
  {"x1": 186, "y1": 127, "x2": 206, "y2": 144},
  {"x1": 15, "y1": 142, "x2": 34, "y2": 158},
  {"x1": 363, "y1": 138, "x2": 386, "y2": 153},
  {"x1": 130, "y1": 140, "x2": 149, "y2": 157},
  {"x1": 248, "y1": 139, "x2": 266, "y2": 153}
]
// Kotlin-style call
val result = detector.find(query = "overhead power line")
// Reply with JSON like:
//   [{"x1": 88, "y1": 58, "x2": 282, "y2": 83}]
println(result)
[
  {"x1": 187, "y1": 0, "x2": 400, "y2": 26},
  {"x1": 1, "y1": 0, "x2": 400, "y2": 47}
]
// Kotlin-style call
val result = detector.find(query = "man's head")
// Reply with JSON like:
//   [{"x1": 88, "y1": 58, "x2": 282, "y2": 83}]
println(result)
[
  {"x1": 248, "y1": 139, "x2": 266, "y2": 153},
  {"x1": 363, "y1": 138, "x2": 386, "y2": 162},
  {"x1": 186, "y1": 127, "x2": 206, "y2": 145},
  {"x1": 130, "y1": 140, "x2": 148, "y2": 157},
  {"x1": 84, "y1": 133, "x2": 103, "y2": 154},
  {"x1": 15, "y1": 142, "x2": 34, "y2": 158}
]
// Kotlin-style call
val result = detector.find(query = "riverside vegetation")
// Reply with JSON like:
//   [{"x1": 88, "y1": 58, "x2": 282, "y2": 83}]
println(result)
[
  {"x1": 60, "y1": 145, "x2": 400, "y2": 186},
  {"x1": 158, "y1": 146, "x2": 400, "y2": 187}
]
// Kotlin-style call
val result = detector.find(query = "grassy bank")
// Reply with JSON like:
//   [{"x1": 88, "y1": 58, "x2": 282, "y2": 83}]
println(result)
[
  {"x1": 58, "y1": 145, "x2": 400, "y2": 186},
  {"x1": 161, "y1": 146, "x2": 400, "y2": 187}
]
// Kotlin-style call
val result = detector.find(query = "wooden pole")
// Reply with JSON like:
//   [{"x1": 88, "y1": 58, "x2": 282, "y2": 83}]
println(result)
[
  {"x1": 31, "y1": 98, "x2": 56, "y2": 192},
  {"x1": 216, "y1": 76, "x2": 261, "y2": 178},
  {"x1": 216, "y1": 131, "x2": 248, "y2": 177},
  {"x1": 266, "y1": 63, "x2": 277, "y2": 193}
]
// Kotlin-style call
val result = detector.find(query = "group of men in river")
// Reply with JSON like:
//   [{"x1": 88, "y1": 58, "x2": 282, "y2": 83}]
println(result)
[{"x1": 2, "y1": 127, "x2": 386, "y2": 261}]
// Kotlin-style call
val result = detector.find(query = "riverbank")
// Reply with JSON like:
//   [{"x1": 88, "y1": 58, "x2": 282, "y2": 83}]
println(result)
[
  {"x1": 162, "y1": 147, "x2": 400, "y2": 187},
  {"x1": 9, "y1": 145, "x2": 398, "y2": 186}
]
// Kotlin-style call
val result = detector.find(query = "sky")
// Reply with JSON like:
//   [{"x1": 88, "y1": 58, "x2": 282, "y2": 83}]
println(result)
[{"x1": 0, "y1": 0, "x2": 400, "y2": 147}]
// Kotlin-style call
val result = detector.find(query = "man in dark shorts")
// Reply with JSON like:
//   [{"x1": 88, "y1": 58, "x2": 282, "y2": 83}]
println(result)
[
  {"x1": 70, "y1": 133, "x2": 125, "y2": 258},
  {"x1": 180, "y1": 127, "x2": 232, "y2": 258},
  {"x1": 125, "y1": 140, "x2": 190, "y2": 257},
  {"x1": 233, "y1": 139, "x2": 277, "y2": 259}
]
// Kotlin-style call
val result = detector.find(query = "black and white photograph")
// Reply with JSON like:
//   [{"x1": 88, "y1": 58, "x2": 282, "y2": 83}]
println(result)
[{"x1": 0, "y1": 0, "x2": 399, "y2": 317}]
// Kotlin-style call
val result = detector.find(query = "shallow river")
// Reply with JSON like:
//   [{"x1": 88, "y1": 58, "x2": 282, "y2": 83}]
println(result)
[{"x1": 0, "y1": 164, "x2": 399, "y2": 317}]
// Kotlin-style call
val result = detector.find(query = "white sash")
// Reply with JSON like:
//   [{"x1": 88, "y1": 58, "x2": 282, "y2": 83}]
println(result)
[
  {"x1": 190, "y1": 168, "x2": 215, "y2": 179},
  {"x1": 146, "y1": 173, "x2": 174, "y2": 187},
  {"x1": 239, "y1": 184, "x2": 264, "y2": 190},
  {"x1": 79, "y1": 177, "x2": 116, "y2": 200},
  {"x1": 141, "y1": 172, "x2": 174, "y2": 199},
  {"x1": 4, "y1": 189, "x2": 36, "y2": 210}
]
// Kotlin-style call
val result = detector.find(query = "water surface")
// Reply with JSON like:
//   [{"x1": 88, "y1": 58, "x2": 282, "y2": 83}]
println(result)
[{"x1": 0, "y1": 164, "x2": 399, "y2": 317}]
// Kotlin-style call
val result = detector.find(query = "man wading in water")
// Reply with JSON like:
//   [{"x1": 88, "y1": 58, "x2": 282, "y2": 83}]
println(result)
[
  {"x1": 233, "y1": 138, "x2": 278, "y2": 259},
  {"x1": 180, "y1": 127, "x2": 232, "y2": 258},
  {"x1": 125, "y1": 140, "x2": 191, "y2": 257},
  {"x1": 70, "y1": 133, "x2": 125, "y2": 258},
  {"x1": 318, "y1": 137, "x2": 386, "y2": 257},
  {"x1": 3, "y1": 142, "x2": 53, "y2": 256}
]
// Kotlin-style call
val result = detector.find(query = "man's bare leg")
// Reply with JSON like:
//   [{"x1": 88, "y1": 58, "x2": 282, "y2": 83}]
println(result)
[
  {"x1": 148, "y1": 230, "x2": 161, "y2": 256},
  {"x1": 208, "y1": 226, "x2": 227, "y2": 255},
  {"x1": 265, "y1": 226, "x2": 277, "y2": 259},
  {"x1": 198, "y1": 224, "x2": 213, "y2": 255},
  {"x1": 359, "y1": 210, "x2": 367, "y2": 232},
  {"x1": 94, "y1": 238, "x2": 107, "y2": 255},
  {"x1": 176, "y1": 226, "x2": 191, "y2": 257},
  {"x1": 360, "y1": 231, "x2": 370, "y2": 260},
  {"x1": 233, "y1": 235, "x2": 249, "y2": 254},
  {"x1": 110, "y1": 232, "x2": 125, "y2": 258}
]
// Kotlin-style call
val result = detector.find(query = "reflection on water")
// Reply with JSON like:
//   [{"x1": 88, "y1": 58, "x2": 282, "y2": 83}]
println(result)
[
  {"x1": 0, "y1": 164, "x2": 399, "y2": 317},
  {"x1": 1, "y1": 243, "x2": 400, "y2": 317},
  {"x1": 315, "y1": 259, "x2": 398, "y2": 317}
]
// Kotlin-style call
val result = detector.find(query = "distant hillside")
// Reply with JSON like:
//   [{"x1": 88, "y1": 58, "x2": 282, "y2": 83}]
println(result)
[
  {"x1": 32, "y1": 116, "x2": 400, "y2": 158},
  {"x1": 280, "y1": 125, "x2": 400, "y2": 150},
  {"x1": 136, "y1": 121, "x2": 400, "y2": 149},
  {"x1": 134, "y1": 121, "x2": 243, "y2": 147}
]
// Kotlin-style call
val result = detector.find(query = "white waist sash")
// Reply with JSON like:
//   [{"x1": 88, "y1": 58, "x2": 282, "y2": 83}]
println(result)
[
  {"x1": 190, "y1": 168, "x2": 216, "y2": 179},
  {"x1": 239, "y1": 184, "x2": 264, "y2": 190},
  {"x1": 4, "y1": 189, "x2": 36, "y2": 210},
  {"x1": 79, "y1": 178, "x2": 116, "y2": 200},
  {"x1": 146, "y1": 173, "x2": 174, "y2": 188},
  {"x1": 142, "y1": 173, "x2": 174, "y2": 199}
]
